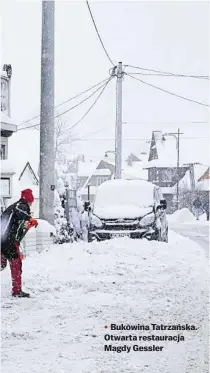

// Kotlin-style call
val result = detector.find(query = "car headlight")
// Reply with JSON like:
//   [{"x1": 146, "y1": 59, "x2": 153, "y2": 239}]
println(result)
[{"x1": 139, "y1": 213, "x2": 155, "y2": 227}]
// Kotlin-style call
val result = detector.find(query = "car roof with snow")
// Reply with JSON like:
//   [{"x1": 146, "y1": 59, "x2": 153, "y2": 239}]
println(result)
[
  {"x1": 96, "y1": 178, "x2": 156, "y2": 190},
  {"x1": 94, "y1": 179, "x2": 163, "y2": 218}
]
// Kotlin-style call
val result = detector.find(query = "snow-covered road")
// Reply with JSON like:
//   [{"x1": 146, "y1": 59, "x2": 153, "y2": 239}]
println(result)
[
  {"x1": 1, "y1": 232, "x2": 208, "y2": 373},
  {"x1": 170, "y1": 223, "x2": 209, "y2": 254}
]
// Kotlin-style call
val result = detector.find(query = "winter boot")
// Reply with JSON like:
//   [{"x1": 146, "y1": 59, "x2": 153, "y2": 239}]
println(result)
[{"x1": 12, "y1": 290, "x2": 30, "y2": 298}]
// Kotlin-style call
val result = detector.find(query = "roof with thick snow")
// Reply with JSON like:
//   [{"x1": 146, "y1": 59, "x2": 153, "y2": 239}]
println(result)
[
  {"x1": 77, "y1": 161, "x2": 99, "y2": 177},
  {"x1": 197, "y1": 179, "x2": 210, "y2": 191},
  {"x1": 179, "y1": 164, "x2": 209, "y2": 190},
  {"x1": 147, "y1": 130, "x2": 209, "y2": 168},
  {"x1": 122, "y1": 163, "x2": 148, "y2": 181},
  {"x1": 93, "y1": 168, "x2": 111, "y2": 176}
]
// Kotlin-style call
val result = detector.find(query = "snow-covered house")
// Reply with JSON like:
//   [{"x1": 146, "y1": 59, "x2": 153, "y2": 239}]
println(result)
[
  {"x1": 1, "y1": 64, "x2": 17, "y2": 210},
  {"x1": 78, "y1": 158, "x2": 115, "y2": 203},
  {"x1": 11, "y1": 161, "x2": 40, "y2": 217},
  {"x1": 5, "y1": 127, "x2": 40, "y2": 215},
  {"x1": 146, "y1": 130, "x2": 209, "y2": 212},
  {"x1": 126, "y1": 153, "x2": 141, "y2": 167},
  {"x1": 122, "y1": 163, "x2": 148, "y2": 181},
  {"x1": 178, "y1": 164, "x2": 209, "y2": 192},
  {"x1": 197, "y1": 167, "x2": 210, "y2": 192}
]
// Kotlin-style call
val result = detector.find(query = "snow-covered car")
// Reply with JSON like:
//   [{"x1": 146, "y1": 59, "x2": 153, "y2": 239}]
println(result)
[{"x1": 89, "y1": 179, "x2": 168, "y2": 242}]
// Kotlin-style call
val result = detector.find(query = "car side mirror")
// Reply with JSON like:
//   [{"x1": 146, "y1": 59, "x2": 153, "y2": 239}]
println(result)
[{"x1": 160, "y1": 199, "x2": 167, "y2": 210}]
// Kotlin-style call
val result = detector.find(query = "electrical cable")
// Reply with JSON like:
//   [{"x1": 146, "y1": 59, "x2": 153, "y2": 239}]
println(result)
[
  {"x1": 17, "y1": 78, "x2": 111, "y2": 131},
  {"x1": 73, "y1": 123, "x2": 111, "y2": 139},
  {"x1": 86, "y1": 1, "x2": 115, "y2": 66},
  {"x1": 18, "y1": 77, "x2": 110, "y2": 128},
  {"x1": 62, "y1": 77, "x2": 113, "y2": 134},
  {"x1": 126, "y1": 65, "x2": 209, "y2": 80},
  {"x1": 122, "y1": 121, "x2": 208, "y2": 124},
  {"x1": 126, "y1": 73, "x2": 209, "y2": 108},
  {"x1": 73, "y1": 136, "x2": 209, "y2": 141}
]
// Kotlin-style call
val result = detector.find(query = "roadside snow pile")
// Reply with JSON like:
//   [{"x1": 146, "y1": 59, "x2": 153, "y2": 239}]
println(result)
[
  {"x1": 168, "y1": 208, "x2": 208, "y2": 226},
  {"x1": 36, "y1": 219, "x2": 56, "y2": 235},
  {"x1": 1, "y1": 232, "x2": 208, "y2": 373},
  {"x1": 169, "y1": 208, "x2": 196, "y2": 223}
]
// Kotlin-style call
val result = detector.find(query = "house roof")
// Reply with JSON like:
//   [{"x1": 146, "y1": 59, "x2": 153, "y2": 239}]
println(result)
[
  {"x1": 175, "y1": 164, "x2": 209, "y2": 191},
  {"x1": 197, "y1": 179, "x2": 210, "y2": 191},
  {"x1": 19, "y1": 161, "x2": 39, "y2": 183},
  {"x1": 93, "y1": 169, "x2": 111, "y2": 176},
  {"x1": 77, "y1": 161, "x2": 98, "y2": 177},
  {"x1": 127, "y1": 153, "x2": 142, "y2": 162},
  {"x1": 122, "y1": 164, "x2": 148, "y2": 181},
  {"x1": 148, "y1": 130, "x2": 209, "y2": 167},
  {"x1": 198, "y1": 167, "x2": 210, "y2": 181}
]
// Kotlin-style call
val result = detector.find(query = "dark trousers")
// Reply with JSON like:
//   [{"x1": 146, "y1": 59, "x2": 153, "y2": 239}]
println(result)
[{"x1": 1, "y1": 243, "x2": 22, "y2": 294}]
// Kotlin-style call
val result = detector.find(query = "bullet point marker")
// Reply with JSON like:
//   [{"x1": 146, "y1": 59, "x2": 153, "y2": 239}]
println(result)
[{"x1": 104, "y1": 325, "x2": 108, "y2": 329}]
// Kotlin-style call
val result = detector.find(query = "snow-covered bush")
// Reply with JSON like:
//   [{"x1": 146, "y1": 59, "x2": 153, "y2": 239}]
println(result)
[
  {"x1": 54, "y1": 190, "x2": 73, "y2": 244},
  {"x1": 55, "y1": 160, "x2": 88, "y2": 241}
]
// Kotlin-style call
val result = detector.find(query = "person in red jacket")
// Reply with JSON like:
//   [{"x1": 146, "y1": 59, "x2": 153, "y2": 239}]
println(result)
[{"x1": 1, "y1": 189, "x2": 38, "y2": 298}]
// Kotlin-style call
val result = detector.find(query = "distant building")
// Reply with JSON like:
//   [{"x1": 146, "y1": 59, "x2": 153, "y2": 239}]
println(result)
[
  {"x1": 78, "y1": 157, "x2": 115, "y2": 203},
  {"x1": 0, "y1": 64, "x2": 17, "y2": 209},
  {"x1": 146, "y1": 130, "x2": 209, "y2": 212}
]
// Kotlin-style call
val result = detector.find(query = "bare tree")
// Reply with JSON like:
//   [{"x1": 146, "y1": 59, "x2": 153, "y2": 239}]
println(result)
[{"x1": 55, "y1": 116, "x2": 79, "y2": 161}]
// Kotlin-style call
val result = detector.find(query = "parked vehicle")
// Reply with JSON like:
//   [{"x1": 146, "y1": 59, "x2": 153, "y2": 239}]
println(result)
[{"x1": 89, "y1": 179, "x2": 168, "y2": 242}]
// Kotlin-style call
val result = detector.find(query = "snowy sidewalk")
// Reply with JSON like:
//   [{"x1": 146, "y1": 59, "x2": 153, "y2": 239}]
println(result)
[{"x1": 1, "y1": 232, "x2": 208, "y2": 373}]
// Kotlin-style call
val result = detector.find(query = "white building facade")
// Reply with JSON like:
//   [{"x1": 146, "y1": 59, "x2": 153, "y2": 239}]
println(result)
[{"x1": 1, "y1": 64, "x2": 17, "y2": 211}]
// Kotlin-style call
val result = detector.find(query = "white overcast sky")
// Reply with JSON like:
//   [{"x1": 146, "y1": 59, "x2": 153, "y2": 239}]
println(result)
[{"x1": 2, "y1": 0, "x2": 209, "y2": 163}]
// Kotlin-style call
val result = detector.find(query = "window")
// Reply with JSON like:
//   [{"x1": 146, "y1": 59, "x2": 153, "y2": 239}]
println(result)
[
  {"x1": 0, "y1": 144, "x2": 6, "y2": 160},
  {"x1": 152, "y1": 169, "x2": 159, "y2": 182},
  {"x1": 0, "y1": 178, "x2": 10, "y2": 197},
  {"x1": 160, "y1": 169, "x2": 175, "y2": 182},
  {"x1": 1, "y1": 79, "x2": 9, "y2": 112}
]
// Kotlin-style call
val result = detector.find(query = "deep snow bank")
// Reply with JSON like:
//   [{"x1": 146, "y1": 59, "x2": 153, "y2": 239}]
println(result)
[
  {"x1": 1, "y1": 232, "x2": 208, "y2": 373},
  {"x1": 168, "y1": 208, "x2": 209, "y2": 228},
  {"x1": 168, "y1": 208, "x2": 198, "y2": 223}
]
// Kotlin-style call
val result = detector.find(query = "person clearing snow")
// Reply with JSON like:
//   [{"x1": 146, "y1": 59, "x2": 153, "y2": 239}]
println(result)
[{"x1": 0, "y1": 189, "x2": 38, "y2": 298}]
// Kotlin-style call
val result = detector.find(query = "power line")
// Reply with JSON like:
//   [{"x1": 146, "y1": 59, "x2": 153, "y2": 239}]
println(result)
[
  {"x1": 62, "y1": 77, "x2": 113, "y2": 134},
  {"x1": 74, "y1": 123, "x2": 112, "y2": 139},
  {"x1": 18, "y1": 77, "x2": 110, "y2": 128},
  {"x1": 126, "y1": 73, "x2": 209, "y2": 108},
  {"x1": 73, "y1": 136, "x2": 209, "y2": 141},
  {"x1": 86, "y1": 1, "x2": 115, "y2": 66},
  {"x1": 17, "y1": 78, "x2": 111, "y2": 131},
  {"x1": 126, "y1": 65, "x2": 209, "y2": 80},
  {"x1": 122, "y1": 121, "x2": 209, "y2": 124}
]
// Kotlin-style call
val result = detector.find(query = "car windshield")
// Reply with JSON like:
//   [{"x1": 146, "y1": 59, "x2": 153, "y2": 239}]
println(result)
[{"x1": 94, "y1": 180, "x2": 155, "y2": 209}]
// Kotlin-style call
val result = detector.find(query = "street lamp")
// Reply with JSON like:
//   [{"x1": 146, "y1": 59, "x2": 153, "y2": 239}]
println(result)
[{"x1": 162, "y1": 129, "x2": 183, "y2": 210}]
